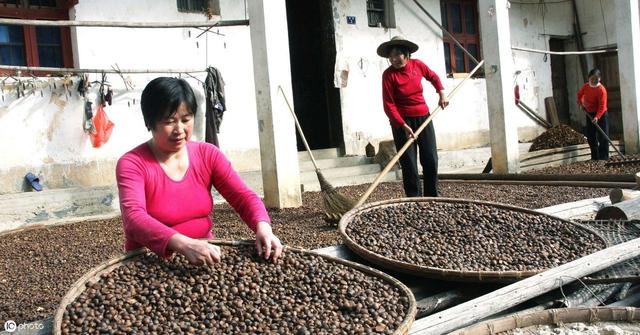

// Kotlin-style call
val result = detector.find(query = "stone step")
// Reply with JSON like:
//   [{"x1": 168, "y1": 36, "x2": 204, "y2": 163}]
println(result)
[
  {"x1": 301, "y1": 171, "x2": 399, "y2": 192},
  {"x1": 300, "y1": 164, "x2": 383, "y2": 183},
  {"x1": 0, "y1": 186, "x2": 119, "y2": 233},
  {"x1": 299, "y1": 156, "x2": 374, "y2": 172},
  {"x1": 297, "y1": 148, "x2": 341, "y2": 161}
]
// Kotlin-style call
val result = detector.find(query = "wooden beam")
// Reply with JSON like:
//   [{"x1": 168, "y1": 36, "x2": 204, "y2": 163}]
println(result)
[
  {"x1": 0, "y1": 17, "x2": 248, "y2": 28},
  {"x1": 595, "y1": 197, "x2": 640, "y2": 220},
  {"x1": 609, "y1": 188, "x2": 640, "y2": 204},
  {"x1": 409, "y1": 237, "x2": 640, "y2": 334}
]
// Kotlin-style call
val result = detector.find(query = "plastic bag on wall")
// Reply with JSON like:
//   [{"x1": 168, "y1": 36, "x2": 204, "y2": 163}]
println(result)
[{"x1": 89, "y1": 104, "x2": 114, "y2": 148}]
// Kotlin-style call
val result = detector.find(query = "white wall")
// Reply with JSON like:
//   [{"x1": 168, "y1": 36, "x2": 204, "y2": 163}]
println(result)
[
  {"x1": 0, "y1": 0, "x2": 259, "y2": 194},
  {"x1": 332, "y1": 0, "x2": 566, "y2": 155}
]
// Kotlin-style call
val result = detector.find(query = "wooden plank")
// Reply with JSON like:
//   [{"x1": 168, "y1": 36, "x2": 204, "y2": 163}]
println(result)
[
  {"x1": 409, "y1": 237, "x2": 640, "y2": 334},
  {"x1": 544, "y1": 96, "x2": 561, "y2": 126},
  {"x1": 520, "y1": 141, "x2": 622, "y2": 161},
  {"x1": 536, "y1": 196, "x2": 610, "y2": 219}
]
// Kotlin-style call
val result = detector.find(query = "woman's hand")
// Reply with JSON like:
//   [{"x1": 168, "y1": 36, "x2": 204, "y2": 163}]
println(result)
[
  {"x1": 402, "y1": 123, "x2": 415, "y2": 139},
  {"x1": 438, "y1": 91, "x2": 449, "y2": 109},
  {"x1": 168, "y1": 234, "x2": 221, "y2": 266},
  {"x1": 255, "y1": 221, "x2": 283, "y2": 261}
]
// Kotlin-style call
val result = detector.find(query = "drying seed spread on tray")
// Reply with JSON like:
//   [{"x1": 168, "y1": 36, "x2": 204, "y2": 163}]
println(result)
[
  {"x1": 346, "y1": 201, "x2": 607, "y2": 272},
  {"x1": 61, "y1": 246, "x2": 411, "y2": 335}
]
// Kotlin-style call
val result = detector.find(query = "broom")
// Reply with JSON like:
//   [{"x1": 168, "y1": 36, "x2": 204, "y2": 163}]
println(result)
[
  {"x1": 278, "y1": 86, "x2": 357, "y2": 222},
  {"x1": 350, "y1": 60, "x2": 485, "y2": 212}
]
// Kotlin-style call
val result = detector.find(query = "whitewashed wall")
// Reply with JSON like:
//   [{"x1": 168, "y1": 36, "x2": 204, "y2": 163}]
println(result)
[
  {"x1": 0, "y1": 0, "x2": 627, "y2": 194},
  {"x1": 0, "y1": 0, "x2": 259, "y2": 194},
  {"x1": 331, "y1": 0, "x2": 618, "y2": 155}
]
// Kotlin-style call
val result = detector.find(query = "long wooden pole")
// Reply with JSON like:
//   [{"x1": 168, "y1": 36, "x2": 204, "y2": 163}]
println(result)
[
  {"x1": 357, "y1": 60, "x2": 478, "y2": 206},
  {"x1": 581, "y1": 107, "x2": 625, "y2": 159},
  {"x1": 0, "y1": 17, "x2": 249, "y2": 28},
  {"x1": 408, "y1": 237, "x2": 640, "y2": 334},
  {"x1": 0, "y1": 65, "x2": 206, "y2": 74}
]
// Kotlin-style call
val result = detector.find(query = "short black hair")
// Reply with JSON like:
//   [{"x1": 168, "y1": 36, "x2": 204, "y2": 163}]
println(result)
[
  {"x1": 388, "y1": 45, "x2": 411, "y2": 58},
  {"x1": 588, "y1": 68, "x2": 602, "y2": 79},
  {"x1": 140, "y1": 77, "x2": 197, "y2": 131}
]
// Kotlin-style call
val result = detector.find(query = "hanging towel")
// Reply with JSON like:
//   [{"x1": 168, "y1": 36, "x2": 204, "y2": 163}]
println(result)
[{"x1": 203, "y1": 66, "x2": 226, "y2": 147}]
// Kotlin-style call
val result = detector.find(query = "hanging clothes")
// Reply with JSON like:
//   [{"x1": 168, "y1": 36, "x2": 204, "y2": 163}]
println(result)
[{"x1": 203, "y1": 66, "x2": 226, "y2": 147}]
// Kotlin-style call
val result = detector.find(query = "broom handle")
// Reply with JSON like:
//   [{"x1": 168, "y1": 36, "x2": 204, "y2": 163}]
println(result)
[
  {"x1": 581, "y1": 106, "x2": 625, "y2": 159},
  {"x1": 356, "y1": 60, "x2": 485, "y2": 207},
  {"x1": 278, "y1": 85, "x2": 321, "y2": 171}
]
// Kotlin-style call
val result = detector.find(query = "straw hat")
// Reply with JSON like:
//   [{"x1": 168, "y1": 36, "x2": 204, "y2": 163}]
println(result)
[{"x1": 376, "y1": 36, "x2": 419, "y2": 57}]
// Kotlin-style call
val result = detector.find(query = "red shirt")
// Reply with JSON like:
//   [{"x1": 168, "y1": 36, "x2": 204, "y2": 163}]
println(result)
[
  {"x1": 577, "y1": 83, "x2": 608, "y2": 120},
  {"x1": 116, "y1": 141, "x2": 270, "y2": 258},
  {"x1": 382, "y1": 59, "x2": 444, "y2": 128}
]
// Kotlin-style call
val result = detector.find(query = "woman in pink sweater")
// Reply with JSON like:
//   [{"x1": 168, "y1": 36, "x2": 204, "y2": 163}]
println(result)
[
  {"x1": 116, "y1": 77, "x2": 282, "y2": 265},
  {"x1": 377, "y1": 36, "x2": 448, "y2": 197}
]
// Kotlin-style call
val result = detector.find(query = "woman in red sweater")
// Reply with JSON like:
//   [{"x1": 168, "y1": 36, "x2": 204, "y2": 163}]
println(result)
[
  {"x1": 116, "y1": 77, "x2": 283, "y2": 266},
  {"x1": 577, "y1": 68, "x2": 609, "y2": 160},
  {"x1": 377, "y1": 36, "x2": 448, "y2": 197}
]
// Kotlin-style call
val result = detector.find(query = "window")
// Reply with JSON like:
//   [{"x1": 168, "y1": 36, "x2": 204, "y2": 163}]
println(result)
[
  {"x1": 0, "y1": 0, "x2": 75, "y2": 69},
  {"x1": 440, "y1": 0, "x2": 480, "y2": 75},
  {"x1": 177, "y1": 0, "x2": 220, "y2": 15},
  {"x1": 367, "y1": 0, "x2": 395, "y2": 28}
]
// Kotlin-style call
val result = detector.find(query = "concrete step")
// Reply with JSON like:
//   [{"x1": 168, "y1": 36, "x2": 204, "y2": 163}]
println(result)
[
  {"x1": 0, "y1": 186, "x2": 119, "y2": 233},
  {"x1": 298, "y1": 148, "x2": 340, "y2": 161},
  {"x1": 301, "y1": 171, "x2": 399, "y2": 192},
  {"x1": 299, "y1": 156, "x2": 373, "y2": 172},
  {"x1": 300, "y1": 164, "x2": 383, "y2": 183}
]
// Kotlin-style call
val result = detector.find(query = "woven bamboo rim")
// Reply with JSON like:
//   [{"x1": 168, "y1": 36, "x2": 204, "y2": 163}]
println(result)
[
  {"x1": 449, "y1": 307, "x2": 640, "y2": 334},
  {"x1": 339, "y1": 197, "x2": 609, "y2": 282},
  {"x1": 53, "y1": 240, "x2": 417, "y2": 335}
]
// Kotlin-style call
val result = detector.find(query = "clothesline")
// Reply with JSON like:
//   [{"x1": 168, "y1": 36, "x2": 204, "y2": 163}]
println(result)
[
  {"x1": 0, "y1": 65, "x2": 208, "y2": 75},
  {"x1": 0, "y1": 18, "x2": 249, "y2": 28},
  {"x1": 512, "y1": 46, "x2": 618, "y2": 55}
]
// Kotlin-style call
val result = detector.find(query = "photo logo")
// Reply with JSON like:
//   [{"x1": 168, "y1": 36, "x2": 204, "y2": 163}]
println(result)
[{"x1": 3, "y1": 320, "x2": 17, "y2": 332}]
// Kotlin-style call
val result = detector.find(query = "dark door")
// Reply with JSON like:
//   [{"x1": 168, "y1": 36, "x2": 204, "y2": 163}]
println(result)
[
  {"x1": 285, "y1": 0, "x2": 344, "y2": 151},
  {"x1": 594, "y1": 52, "x2": 622, "y2": 140},
  {"x1": 549, "y1": 38, "x2": 570, "y2": 126}
]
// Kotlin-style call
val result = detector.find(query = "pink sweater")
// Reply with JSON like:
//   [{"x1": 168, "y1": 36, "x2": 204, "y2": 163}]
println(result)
[
  {"x1": 116, "y1": 141, "x2": 270, "y2": 258},
  {"x1": 382, "y1": 59, "x2": 444, "y2": 128}
]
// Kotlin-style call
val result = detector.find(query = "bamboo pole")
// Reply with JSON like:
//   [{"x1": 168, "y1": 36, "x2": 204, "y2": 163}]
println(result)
[
  {"x1": 409, "y1": 237, "x2": 640, "y2": 334},
  {"x1": 0, "y1": 65, "x2": 206, "y2": 74},
  {"x1": 0, "y1": 17, "x2": 249, "y2": 28},
  {"x1": 512, "y1": 46, "x2": 617, "y2": 55}
]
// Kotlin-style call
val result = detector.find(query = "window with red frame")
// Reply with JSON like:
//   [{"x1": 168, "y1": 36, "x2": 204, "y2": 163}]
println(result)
[
  {"x1": 440, "y1": 0, "x2": 480, "y2": 76},
  {"x1": 0, "y1": 0, "x2": 75, "y2": 69}
]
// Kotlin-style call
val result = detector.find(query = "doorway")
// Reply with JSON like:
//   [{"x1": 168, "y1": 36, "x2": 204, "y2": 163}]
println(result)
[
  {"x1": 594, "y1": 52, "x2": 622, "y2": 140},
  {"x1": 285, "y1": 0, "x2": 344, "y2": 151},
  {"x1": 549, "y1": 38, "x2": 570, "y2": 126}
]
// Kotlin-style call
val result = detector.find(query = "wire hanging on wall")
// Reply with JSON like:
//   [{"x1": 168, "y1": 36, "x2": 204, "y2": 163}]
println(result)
[
  {"x1": 599, "y1": 0, "x2": 609, "y2": 47},
  {"x1": 539, "y1": 0, "x2": 549, "y2": 62}
]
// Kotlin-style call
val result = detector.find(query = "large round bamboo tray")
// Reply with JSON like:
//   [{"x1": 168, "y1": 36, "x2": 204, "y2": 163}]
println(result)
[
  {"x1": 53, "y1": 240, "x2": 417, "y2": 335},
  {"x1": 339, "y1": 197, "x2": 609, "y2": 282},
  {"x1": 449, "y1": 307, "x2": 640, "y2": 334}
]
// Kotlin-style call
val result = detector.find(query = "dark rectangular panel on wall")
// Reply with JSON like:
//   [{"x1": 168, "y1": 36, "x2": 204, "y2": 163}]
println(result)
[{"x1": 594, "y1": 52, "x2": 622, "y2": 140}]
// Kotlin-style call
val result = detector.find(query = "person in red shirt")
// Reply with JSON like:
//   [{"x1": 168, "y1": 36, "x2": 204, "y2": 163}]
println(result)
[
  {"x1": 116, "y1": 77, "x2": 283, "y2": 266},
  {"x1": 377, "y1": 36, "x2": 448, "y2": 197},
  {"x1": 577, "y1": 68, "x2": 609, "y2": 160}
]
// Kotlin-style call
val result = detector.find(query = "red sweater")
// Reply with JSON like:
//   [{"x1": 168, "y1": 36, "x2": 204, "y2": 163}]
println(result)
[
  {"x1": 382, "y1": 59, "x2": 444, "y2": 128},
  {"x1": 577, "y1": 83, "x2": 608, "y2": 120},
  {"x1": 116, "y1": 141, "x2": 270, "y2": 258}
]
